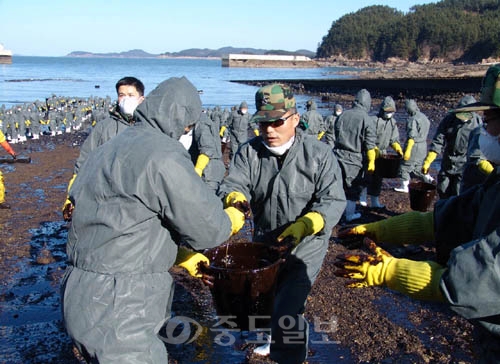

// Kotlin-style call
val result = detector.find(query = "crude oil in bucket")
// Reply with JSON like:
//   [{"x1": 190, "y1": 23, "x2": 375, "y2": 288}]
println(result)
[
  {"x1": 201, "y1": 242, "x2": 284, "y2": 331},
  {"x1": 409, "y1": 181, "x2": 436, "y2": 212},
  {"x1": 375, "y1": 154, "x2": 401, "y2": 178}
]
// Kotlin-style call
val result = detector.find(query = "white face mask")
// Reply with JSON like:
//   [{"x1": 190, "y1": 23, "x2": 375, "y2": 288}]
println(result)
[
  {"x1": 241, "y1": 109, "x2": 248, "y2": 115},
  {"x1": 119, "y1": 97, "x2": 140, "y2": 116},
  {"x1": 178, "y1": 129, "x2": 193, "y2": 150},
  {"x1": 335, "y1": 111, "x2": 342, "y2": 116},
  {"x1": 479, "y1": 127, "x2": 500, "y2": 165},
  {"x1": 384, "y1": 112, "x2": 394, "y2": 120},
  {"x1": 263, "y1": 136, "x2": 295, "y2": 156}
]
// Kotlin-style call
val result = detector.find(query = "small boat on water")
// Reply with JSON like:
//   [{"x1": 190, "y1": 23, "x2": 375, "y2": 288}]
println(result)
[{"x1": 0, "y1": 43, "x2": 13, "y2": 64}]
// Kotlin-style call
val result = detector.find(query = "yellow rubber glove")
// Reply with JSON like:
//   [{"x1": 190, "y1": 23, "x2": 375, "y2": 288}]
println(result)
[
  {"x1": 403, "y1": 138, "x2": 415, "y2": 161},
  {"x1": 337, "y1": 211, "x2": 434, "y2": 245},
  {"x1": 478, "y1": 159, "x2": 494, "y2": 175},
  {"x1": 223, "y1": 191, "x2": 247, "y2": 208},
  {"x1": 253, "y1": 129, "x2": 260, "y2": 136},
  {"x1": 277, "y1": 212, "x2": 325, "y2": 246},
  {"x1": 422, "y1": 151, "x2": 438, "y2": 174},
  {"x1": 366, "y1": 148, "x2": 377, "y2": 173},
  {"x1": 62, "y1": 174, "x2": 77, "y2": 221},
  {"x1": 335, "y1": 239, "x2": 445, "y2": 301},
  {"x1": 373, "y1": 146, "x2": 380, "y2": 159},
  {"x1": 175, "y1": 246, "x2": 209, "y2": 278},
  {"x1": 219, "y1": 125, "x2": 227, "y2": 137},
  {"x1": 317, "y1": 131, "x2": 325, "y2": 140},
  {"x1": 194, "y1": 153, "x2": 210, "y2": 177},
  {"x1": 391, "y1": 142, "x2": 404, "y2": 157},
  {"x1": 224, "y1": 206, "x2": 245, "y2": 235}
]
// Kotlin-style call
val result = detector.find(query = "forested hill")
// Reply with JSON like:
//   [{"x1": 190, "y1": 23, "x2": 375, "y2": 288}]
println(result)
[{"x1": 316, "y1": 0, "x2": 500, "y2": 63}]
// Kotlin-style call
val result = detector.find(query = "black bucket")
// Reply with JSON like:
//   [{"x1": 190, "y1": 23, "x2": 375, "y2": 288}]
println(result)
[
  {"x1": 375, "y1": 154, "x2": 401, "y2": 178},
  {"x1": 409, "y1": 181, "x2": 436, "y2": 212},
  {"x1": 200, "y1": 242, "x2": 284, "y2": 330}
]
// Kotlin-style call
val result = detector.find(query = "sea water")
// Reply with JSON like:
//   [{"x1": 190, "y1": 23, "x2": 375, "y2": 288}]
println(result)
[{"x1": 0, "y1": 56, "x2": 352, "y2": 110}]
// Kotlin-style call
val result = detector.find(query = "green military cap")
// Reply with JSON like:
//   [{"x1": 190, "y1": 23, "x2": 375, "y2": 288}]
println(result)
[
  {"x1": 250, "y1": 84, "x2": 296, "y2": 123},
  {"x1": 453, "y1": 64, "x2": 500, "y2": 112}
]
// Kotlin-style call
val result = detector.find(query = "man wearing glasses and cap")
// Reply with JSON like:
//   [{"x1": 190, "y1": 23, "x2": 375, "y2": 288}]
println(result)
[{"x1": 218, "y1": 84, "x2": 346, "y2": 363}]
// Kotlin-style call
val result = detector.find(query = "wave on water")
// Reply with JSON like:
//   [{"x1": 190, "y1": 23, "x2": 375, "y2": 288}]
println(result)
[{"x1": 4, "y1": 78, "x2": 85, "y2": 83}]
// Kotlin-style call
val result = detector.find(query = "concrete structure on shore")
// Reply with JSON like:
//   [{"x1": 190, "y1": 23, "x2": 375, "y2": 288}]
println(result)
[
  {"x1": 221, "y1": 53, "x2": 316, "y2": 68},
  {"x1": 0, "y1": 44, "x2": 12, "y2": 64}
]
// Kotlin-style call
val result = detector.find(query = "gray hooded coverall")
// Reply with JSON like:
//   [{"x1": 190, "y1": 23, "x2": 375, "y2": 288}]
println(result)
[
  {"x1": 367, "y1": 96, "x2": 401, "y2": 197},
  {"x1": 218, "y1": 130, "x2": 346, "y2": 364},
  {"x1": 333, "y1": 89, "x2": 377, "y2": 200},
  {"x1": 300, "y1": 100, "x2": 324, "y2": 137},
  {"x1": 189, "y1": 112, "x2": 226, "y2": 191},
  {"x1": 227, "y1": 101, "x2": 250, "y2": 159},
  {"x1": 437, "y1": 167, "x2": 500, "y2": 362},
  {"x1": 399, "y1": 99, "x2": 430, "y2": 181},
  {"x1": 429, "y1": 110, "x2": 481, "y2": 198},
  {"x1": 62, "y1": 77, "x2": 233, "y2": 363},
  {"x1": 74, "y1": 106, "x2": 133, "y2": 174}
]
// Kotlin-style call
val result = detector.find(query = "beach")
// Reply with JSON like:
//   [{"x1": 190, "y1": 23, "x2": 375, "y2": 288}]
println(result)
[{"x1": 0, "y1": 65, "x2": 485, "y2": 362}]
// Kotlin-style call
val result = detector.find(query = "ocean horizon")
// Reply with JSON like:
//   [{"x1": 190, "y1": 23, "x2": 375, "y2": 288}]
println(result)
[{"x1": 0, "y1": 56, "x2": 352, "y2": 111}]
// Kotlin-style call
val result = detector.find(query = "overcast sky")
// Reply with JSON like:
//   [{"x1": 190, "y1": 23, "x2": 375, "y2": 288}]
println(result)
[{"x1": 0, "y1": 0, "x2": 438, "y2": 56}]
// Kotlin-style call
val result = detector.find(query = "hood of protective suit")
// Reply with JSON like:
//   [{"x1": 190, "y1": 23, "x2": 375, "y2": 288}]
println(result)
[
  {"x1": 134, "y1": 76, "x2": 202, "y2": 140},
  {"x1": 405, "y1": 99, "x2": 419, "y2": 116},
  {"x1": 380, "y1": 96, "x2": 396, "y2": 113},
  {"x1": 353, "y1": 89, "x2": 371, "y2": 113},
  {"x1": 457, "y1": 95, "x2": 476, "y2": 108},
  {"x1": 307, "y1": 100, "x2": 318, "y2": 111}
]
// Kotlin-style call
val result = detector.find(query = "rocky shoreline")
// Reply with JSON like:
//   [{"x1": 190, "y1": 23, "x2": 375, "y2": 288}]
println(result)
[
  {"x1": 0, "y1": 63, "x2": 488, "y2": 363},
  {"x1": 234, "y1": 62, "x2": 490, "y2": 103}
]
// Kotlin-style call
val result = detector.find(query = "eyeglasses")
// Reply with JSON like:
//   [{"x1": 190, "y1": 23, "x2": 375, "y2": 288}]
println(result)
[{"x1": 259, "y1": 113, "x2": 296, "y2": 128}]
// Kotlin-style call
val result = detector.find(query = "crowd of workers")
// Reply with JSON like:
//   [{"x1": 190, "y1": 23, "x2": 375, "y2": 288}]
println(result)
[{"x1": 0, "y1": 65, "x2": 499, "y2": 363}]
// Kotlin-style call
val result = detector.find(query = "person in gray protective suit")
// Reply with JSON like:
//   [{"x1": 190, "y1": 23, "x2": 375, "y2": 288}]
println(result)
[
  {"x1": 421, "y1": 95, "x2": 482, "y2": 198},
  {"x1": 362, "y1": 96, "x2": 404, "y2": 208},
  {"x1": 227, "y1": 101, "x2": 250, "y2": 160},
  {"x1": 62, "y1": 76, "x2": 145, "y2": 221},
  {"x1": 218, "y1": 84, "x2": 346, "y2": 364},
  {"x1": 460, "y1": 124, "x2": 496, "y2": 192},
  {"x1": 336, "y1": 64, "x2": 500, "y2": 362},
  {"x1": 333, "y1": 89, "x2": 377, "y2": 222},
  {"x1": 395, "y1": 99, "x2": 432, "y2": 192},
  {"x1": 323, "y1": 103, "x2": 343, "y2": 147},
  {"x1": 61, "y1": 77, "x2": 245, "y2": 364},
  {"x1": 300, "y1": 99, "x2": 325, "y2": 140},
  {"x1": 189, "y1": 111, "x2": 226, "y2": 192}
]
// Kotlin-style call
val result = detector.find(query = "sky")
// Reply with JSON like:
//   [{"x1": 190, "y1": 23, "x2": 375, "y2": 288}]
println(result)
[{"x1": 0, "y1": 0, "x2": 438, "y2": 57}]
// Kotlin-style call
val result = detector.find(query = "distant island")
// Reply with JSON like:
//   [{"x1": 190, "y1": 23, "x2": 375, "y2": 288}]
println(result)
[{"x1": 66, "y1": 47, "x2": 316, "y2": 59}]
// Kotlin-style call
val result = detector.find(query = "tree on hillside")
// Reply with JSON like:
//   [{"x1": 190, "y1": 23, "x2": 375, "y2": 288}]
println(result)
[{"x1": 317, "y1": 0, "x2": 500, "y2": 62}]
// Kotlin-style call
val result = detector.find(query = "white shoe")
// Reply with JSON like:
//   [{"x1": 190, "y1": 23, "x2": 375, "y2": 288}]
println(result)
[
  {"x1": 51, "y1": 131, "x2": 56, "y2": 136},
  {"x1": 423, "y1": 174, "x2": 435, "y2": 184},
  {"x1": 10, "y1": 138, "x2": 17, "y2": 144},
  {"x1": 359, "y1": 187, "x2": 368, "y2": 207},
  {"x1": 33, "y1": 134, "x2": 40, "y2": 140},
  {"x1": 56, "y1": 130, "x2": 63, "y2": 135},
  {"x1": 394, "y1": 180, "x2": 409, "y2": 193},
  {"x1": 253, "y1": 334, "x2": 271, "y2": 356},
  {"x1": 370, "y1": 195, "x2": 385, "y2": 209}
]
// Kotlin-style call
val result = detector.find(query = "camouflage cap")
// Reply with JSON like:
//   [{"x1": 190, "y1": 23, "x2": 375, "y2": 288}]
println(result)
[
  {"x1": 250, "y1": 84, "x2": 296, "y2": 123},
  {"x1": 453, "y1": 64, "x2": 500, "y2": 112}
]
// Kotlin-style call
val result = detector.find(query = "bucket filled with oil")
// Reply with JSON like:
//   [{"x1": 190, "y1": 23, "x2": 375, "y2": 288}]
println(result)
[{"x1": 200, "y1": 242, "x2": 285, "y2": 330}]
